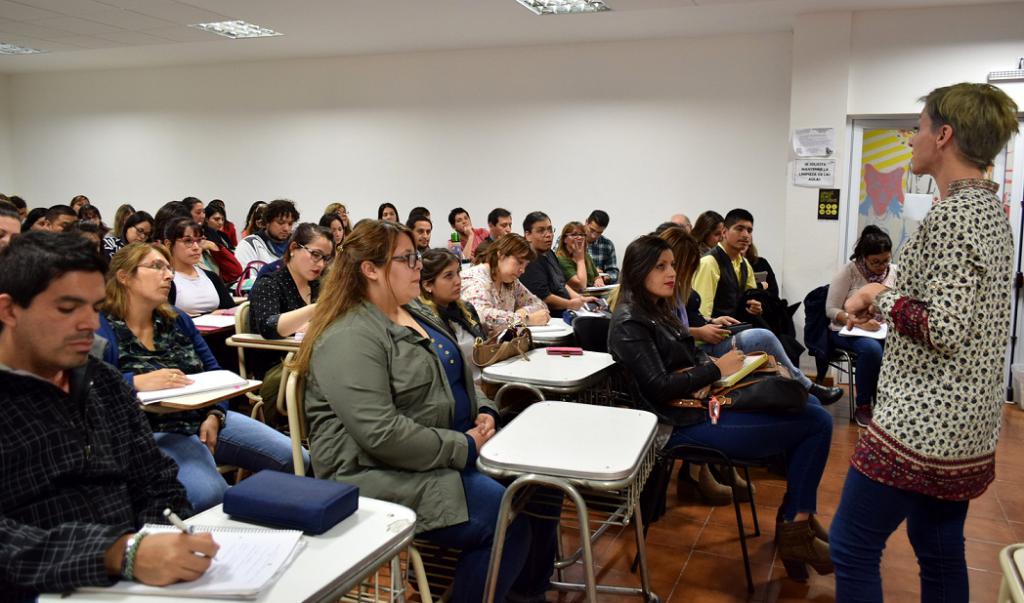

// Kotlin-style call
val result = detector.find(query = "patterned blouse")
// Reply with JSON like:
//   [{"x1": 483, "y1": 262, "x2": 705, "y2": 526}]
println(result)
[
  {"x1": 851, "y1": 179, "x2": 1013, "y2": 500},
  {"x1": 460, "y1": 263, "x2": 546, "y2": 338},
  {"x1": 106, "y1": 312, "x2": 208, "y2": 436}
]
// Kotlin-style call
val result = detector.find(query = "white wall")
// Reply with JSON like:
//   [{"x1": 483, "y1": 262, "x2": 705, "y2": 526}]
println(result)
[
  {"x1": 7, "y1": 33, "x2": 794, "y2": 262},
  {"x1": 0, "y1": 75, "x2": 12, "y2": 193}
]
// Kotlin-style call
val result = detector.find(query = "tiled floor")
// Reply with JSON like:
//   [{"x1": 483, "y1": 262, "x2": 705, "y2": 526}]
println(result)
[{"x1": 549, "y1": 401, "x2": 1024, "y2": 602}]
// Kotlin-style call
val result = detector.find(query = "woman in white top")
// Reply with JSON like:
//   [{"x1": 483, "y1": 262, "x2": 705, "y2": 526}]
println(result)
[
  {"x1": 164, "y1": 217, "x2": 235, "y2": 315},
  {"x1": 459, "y1": 234, "x2": 550, "y2": 338},
  {"x1": 825, "y1": 225, "x2": 897, "y2": 427}
]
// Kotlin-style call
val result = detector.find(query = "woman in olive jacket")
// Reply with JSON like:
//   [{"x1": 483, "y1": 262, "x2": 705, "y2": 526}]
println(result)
[{"x1": 290, "y1": 220, "x2": 555, "y2": 603}]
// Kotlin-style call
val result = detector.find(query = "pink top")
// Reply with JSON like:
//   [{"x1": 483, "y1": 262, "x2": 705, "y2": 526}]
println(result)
[
  {"x1": 460, "y1": 263, "x2": 546, "y2": 337},
  {"x1": 448, "y1": 227, "x2": 490, "y2": 261}
]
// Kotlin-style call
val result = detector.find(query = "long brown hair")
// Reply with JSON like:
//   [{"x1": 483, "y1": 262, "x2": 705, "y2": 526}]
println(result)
[
  {"x1": 289, "y1": 220, "x2": 414, "y2": 376},
  {"x1": 658, "y1": 226, "x2": 701, "y2": 304},
  {"x1": 104, "y1": 242, "x2": 178, "y2": 322},
  {"x1": 419, "y1": 248, "x2": 478, "y2": 328}
]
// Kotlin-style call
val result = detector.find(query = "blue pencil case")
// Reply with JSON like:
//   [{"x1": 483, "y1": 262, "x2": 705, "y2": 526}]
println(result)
[{"x1": 222, "y1": 470, "x2": 359, "y2": 534}]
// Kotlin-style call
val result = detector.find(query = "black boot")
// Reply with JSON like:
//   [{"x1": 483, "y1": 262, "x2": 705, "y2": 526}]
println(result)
[{"x1": 809, "y1": 383, "x2": 843, "y2": 406}]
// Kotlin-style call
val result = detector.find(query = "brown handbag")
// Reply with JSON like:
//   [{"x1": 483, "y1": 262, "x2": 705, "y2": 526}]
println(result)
[
  {"x1": 472, "y1": 326, "x2": 533, "y2": 368},
  {"x1": 667, "y1": 353, "x2": 805, "y2": 419}
]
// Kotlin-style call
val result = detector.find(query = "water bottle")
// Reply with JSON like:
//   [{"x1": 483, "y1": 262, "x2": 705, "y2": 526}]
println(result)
[{"x1": 450, "y1": 232, "x2": 463, "y2": 260}]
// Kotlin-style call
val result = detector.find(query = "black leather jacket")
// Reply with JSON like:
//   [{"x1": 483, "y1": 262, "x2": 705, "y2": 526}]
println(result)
[{"x1": 608, "y1": 299, "x2": 721, "y2": 427}]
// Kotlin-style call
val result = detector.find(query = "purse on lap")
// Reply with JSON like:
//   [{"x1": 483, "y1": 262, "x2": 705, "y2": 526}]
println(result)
[{"x1": 668, "y1": 353, "x2": 808, "y2": 418}]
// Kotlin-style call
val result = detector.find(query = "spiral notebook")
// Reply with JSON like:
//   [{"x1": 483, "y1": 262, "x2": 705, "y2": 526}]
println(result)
[{"x1": 79, "y1": 524, "x2": 305, "y2": 599}]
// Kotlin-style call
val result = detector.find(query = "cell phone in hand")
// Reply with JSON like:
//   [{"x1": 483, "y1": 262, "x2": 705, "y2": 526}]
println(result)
[{"x1": 724, "y1": 323, "x2": 752, "y2": 335}]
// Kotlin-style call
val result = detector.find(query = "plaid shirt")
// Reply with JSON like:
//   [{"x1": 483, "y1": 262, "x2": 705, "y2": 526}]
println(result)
[
  {"x1": 0, "y1": 358, "x2": 189, "y2": 599},
  {"x1": 588, "y1": 235, "x2": 619, "y2": 284}
]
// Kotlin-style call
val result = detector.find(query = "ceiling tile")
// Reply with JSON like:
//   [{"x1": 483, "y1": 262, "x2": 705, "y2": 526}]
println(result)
[
  {"x1": 46, "y1": 34, "x2": 121, "y2": 48},
  {"x1": 0, "y1": 0, "x2": 60, "y2": 20},
  {"x1": 13, "y1": 0, "x2": 120, "y2": 16},
  {"x1": 140, "y1": 23, "x2": 219, "y2": 42},
  {"x1": 77, "y1": 8, "x2": 176, "y2": 30},
  {"x1": 95, "y1": 30, "x2": 174, "y2": 45},
  {"x1": 27, "y1": 16, "x2": 122, "y2": 35},
  {"x1": 96, "y1": 0, "x2": 230, "y2": 25}
]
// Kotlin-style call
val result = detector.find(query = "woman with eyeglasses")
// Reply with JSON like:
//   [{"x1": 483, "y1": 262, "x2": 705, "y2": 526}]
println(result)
[
  {"x1": 101, "y1": 210, "x2": 154, "y2": 260},
  {"x1": 555, "y1": 221, "x2": 604, "y2": 292},
  {"x1": 291, "y1": 220, "x2": 558, "y2": 603},
  {"x1": 97, "y1": 243, "x2": 305, "y2": 512},
  {"x1": 248, "y1": 223, "x2": 333, "y2": 422},
  {"x1": 825, "y1": 225, "x2": 896, "y2": 427},
  {"x1": 162, "y1": 217, "x2": 236, "y2": 316}
]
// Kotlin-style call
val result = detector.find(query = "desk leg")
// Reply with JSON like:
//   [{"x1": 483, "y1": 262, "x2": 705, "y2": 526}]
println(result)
[{"x1": 483, "y1": 474, "x2": 597, "y2": 603}]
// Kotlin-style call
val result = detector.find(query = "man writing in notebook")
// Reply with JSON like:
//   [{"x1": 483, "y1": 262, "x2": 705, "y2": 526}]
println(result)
[{"x1": 0, "y1": 232, "x2": 218, "y2": 600}]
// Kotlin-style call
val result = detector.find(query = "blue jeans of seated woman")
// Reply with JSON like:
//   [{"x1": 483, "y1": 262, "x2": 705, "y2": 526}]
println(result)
[
  {"x1": 828, "y1": 331, "x2": 884, "y2": 407},
  {"x1": 154, "y1": 410, "x2": 310, "y2": 513},
  {"x1": 665, "y1": 396, "x2": 832, "y2": 520},
  {"x1": 703, "y1": 328, "x2": 812, "y2": 389},
  {"x1": 417, "y1": 468, "x2": 560, "y2": 603},
  {"x1": 830, "y1": 467, "x2": 969, "y2": 603}
]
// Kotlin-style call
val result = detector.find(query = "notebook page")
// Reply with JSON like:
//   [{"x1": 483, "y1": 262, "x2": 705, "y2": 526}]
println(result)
[
  {"x1": 80, "y1": 525, "x2": 304, "y2": 598},
  {"x1": 138, "y1": 370, "x2": 248, "y2": 404}
]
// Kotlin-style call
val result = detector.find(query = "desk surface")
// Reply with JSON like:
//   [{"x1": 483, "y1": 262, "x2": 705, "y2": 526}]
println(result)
[
  {"x1": 482, "y1": 348, "x2": 615, "y2": 388},
  {"x1": 479, "y1": 401, "x2": 657, "y2": 482},
  {"x1": 51, "y1": 497, "x2": 416, "y2": 603},
  {"x1": 527, "y1": 322, "x2": 574, "y2": 345},
  {"x1": 227, "y1": 333, "x2": 302, "y2": 350}
]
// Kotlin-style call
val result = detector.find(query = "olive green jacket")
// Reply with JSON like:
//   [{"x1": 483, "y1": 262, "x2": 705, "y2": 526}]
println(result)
[{"x1": 304, "y1": 300, "x2": 495, "y2": 533}]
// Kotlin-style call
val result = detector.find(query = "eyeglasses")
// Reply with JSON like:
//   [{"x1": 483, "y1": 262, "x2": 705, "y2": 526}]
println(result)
[
  {"x1": 391, "y1": 250, "x2": 423, "y2": 269},
  {"x1": 566, "y1": 233, "x2": 585, "y2": 239},
  {"x1": 178, "y1": 237, "x2": 205, "y2": 247},
  {"x1": 299, "y1": 244, "x2": 333, "y2": 264},
  {"x1": 865, "y1": 257, "x2": 890, "y2": 270},
  {"x1": 132, "y1": 226, "x2": 151, "y2": 240},
  {"x1": 138, "y1": 261, "x2": 174, "y2": 275}
]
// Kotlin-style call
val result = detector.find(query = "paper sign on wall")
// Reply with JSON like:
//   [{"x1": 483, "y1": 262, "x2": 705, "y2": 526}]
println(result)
[
  {"x1": 793, "y1": 128, "x2": 835, "y2": 157},
  {"x1": 817, "y1": 189, "x2": 840, "y2": 220},
  {"x1": 793, "y1": 159, "x2": 835, "y2": 187}
]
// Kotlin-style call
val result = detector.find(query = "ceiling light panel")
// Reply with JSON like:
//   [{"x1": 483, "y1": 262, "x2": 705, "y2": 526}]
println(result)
[
  {"x1": 0, "y1": 41, "x2": 44, "y2": 54},
  {"x1": 517, "y1": 0, "x2": 611, "y2": 15},
  {"x1": 189, "y1": 20, "x2": 282, "y2": 39}
]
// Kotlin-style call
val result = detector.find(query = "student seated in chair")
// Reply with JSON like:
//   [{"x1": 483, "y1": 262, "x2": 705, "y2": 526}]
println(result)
[
  {"x1": 235, "y1": 199, "x2": 299, "y2": 269},
  {"x1": 293, "y1": 220, "x2": 558, "y2": 603},
  {"x1": 519, "y1": 211, "x2": 597, "y2": 319},
  {"x1": 96, "y1": 242, "x2": 306, "y2": 512},
  {"x1": 692, "y1": 208, "x2": 764, "y2": 325},
  {"x1": 608, "y1": 234, "x2": 835, "y2": 582},
  {"x1": 0, "y1": 232, "x2": 219, "y2": 598}
]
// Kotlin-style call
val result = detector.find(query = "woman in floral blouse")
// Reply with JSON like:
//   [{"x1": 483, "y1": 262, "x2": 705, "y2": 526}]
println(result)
[
  {"x1": 832, "y1": 83, "x2": 1018, "y2": 602},
  {"x1": 460, "y1": 233, "x2": 550, "y2": 337}
]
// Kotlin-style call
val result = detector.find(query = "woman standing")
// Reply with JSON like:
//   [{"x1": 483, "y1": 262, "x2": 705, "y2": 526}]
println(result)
[
  {"x1": 831, "y1": 83, "x2": 1019, "y2": 602},
  {"x1": 555, "y1": 221, "x2": 604, "y2": 292},
  {"x1": 291, "y1": 221, "x2": 556, "y2": 603},
  {"x1": 460, "y1": 234, "x2": 550, "y2": 337},
  {"x1": 825, "y1": 225, "x2": 896, "y2": 427}
]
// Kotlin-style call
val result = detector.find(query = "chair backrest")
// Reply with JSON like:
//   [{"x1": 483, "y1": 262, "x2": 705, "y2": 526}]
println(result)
[
  {"x1": 802, "y1": 284, "x2": 832, "y2": 381},
  {"x1": 573, "y1": 315, "x2": 611, "y2": 353},
  {"x1": 284, "y1": 365, "x2": 308, "y2": 476},
  {"x1": 235, "y1": 301, "x2": 251, "y2": 334}
]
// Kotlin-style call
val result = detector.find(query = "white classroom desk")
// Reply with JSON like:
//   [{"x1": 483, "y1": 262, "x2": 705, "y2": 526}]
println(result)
[
  {"x1": 481, "y1": 348, "x2": 616, "y2": 396},
  {"x1": 226, "y1": 332, "x2": 302, "y2": 352},
  {"x1": 527, "y1": 322, "x2": 575, "y2": 346},
  {"x1": 50, "y1": 498, "x2": 415, "y2": 603}
]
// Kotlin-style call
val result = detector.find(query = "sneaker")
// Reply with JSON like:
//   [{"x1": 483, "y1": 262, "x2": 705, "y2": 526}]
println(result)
[{"x1": 854, "y1": 405, "x2": 872, "y2": 428}]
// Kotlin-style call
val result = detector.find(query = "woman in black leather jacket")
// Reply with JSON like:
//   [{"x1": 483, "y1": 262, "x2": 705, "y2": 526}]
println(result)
[{"x1": 607, "y1": 234, "x2": 835, "y2": 582}]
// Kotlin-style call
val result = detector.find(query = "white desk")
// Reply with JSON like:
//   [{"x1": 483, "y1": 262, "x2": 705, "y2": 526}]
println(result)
[
  {"x1": 482, "y1": 348, "x2": 616, "y2": 395},
  {"x1": 50, "y1": 497, "x2": 416, "y2": 603},
  {"x1": 527, "y1": 322, "x2": 575, "y2": 346},
  {"x1": 478, "y1": 402, "x2": 658, "y2": 602}
]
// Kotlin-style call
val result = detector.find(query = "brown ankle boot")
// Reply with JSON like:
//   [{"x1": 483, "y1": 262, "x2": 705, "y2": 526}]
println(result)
[
  {"x1": 776, "y1": 520, "x2": 834, "y2": 581},
  {"x1": 718, "y1": 466, "x2": 756, "y2": 503},
  {"x1": 677, "y1": 463, "x2": 733, "y2": 506},
  {"x1": 775, "y1": 510, "x2": 829, "y2": 542}
]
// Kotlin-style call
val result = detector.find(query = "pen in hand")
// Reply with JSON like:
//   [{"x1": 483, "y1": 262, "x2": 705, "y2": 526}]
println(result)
[{"x1": 163, "y1": 508, "x2": 194, "y2": 534}]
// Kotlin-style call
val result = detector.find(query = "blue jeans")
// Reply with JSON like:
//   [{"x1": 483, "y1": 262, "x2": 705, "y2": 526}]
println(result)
[
  {"x1": 665, "y1": 395, "x2": 832, "y2": 520},
  {"x1": 417, "y1": 469, "x2": 559, "y2": 603},
  {"x1": 703, "y1": 328, "x2": 812, "y2": 389},
  {"x1": 831, "y1": 467, "x2": 970, "y2": 603},
  {"x1": 154, "y1": 410, "x2": 310, "y2": 512},
  {"x1": 829, "y1": 331, "x2": 884, "y2": 407}
]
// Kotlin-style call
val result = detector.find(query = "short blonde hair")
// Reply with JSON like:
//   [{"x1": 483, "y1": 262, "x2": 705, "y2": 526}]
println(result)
[{"x1": 920, "y1": 83, "x2": 1019, "y2": 169}]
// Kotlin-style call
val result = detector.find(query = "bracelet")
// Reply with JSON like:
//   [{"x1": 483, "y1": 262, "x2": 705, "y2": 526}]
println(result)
[
  {"x1": 121, "y1": 531, "x2": 149, "y2": 581},
  {"x1": 206, "y1": 409, "x2": 226, "y2": 428}
]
